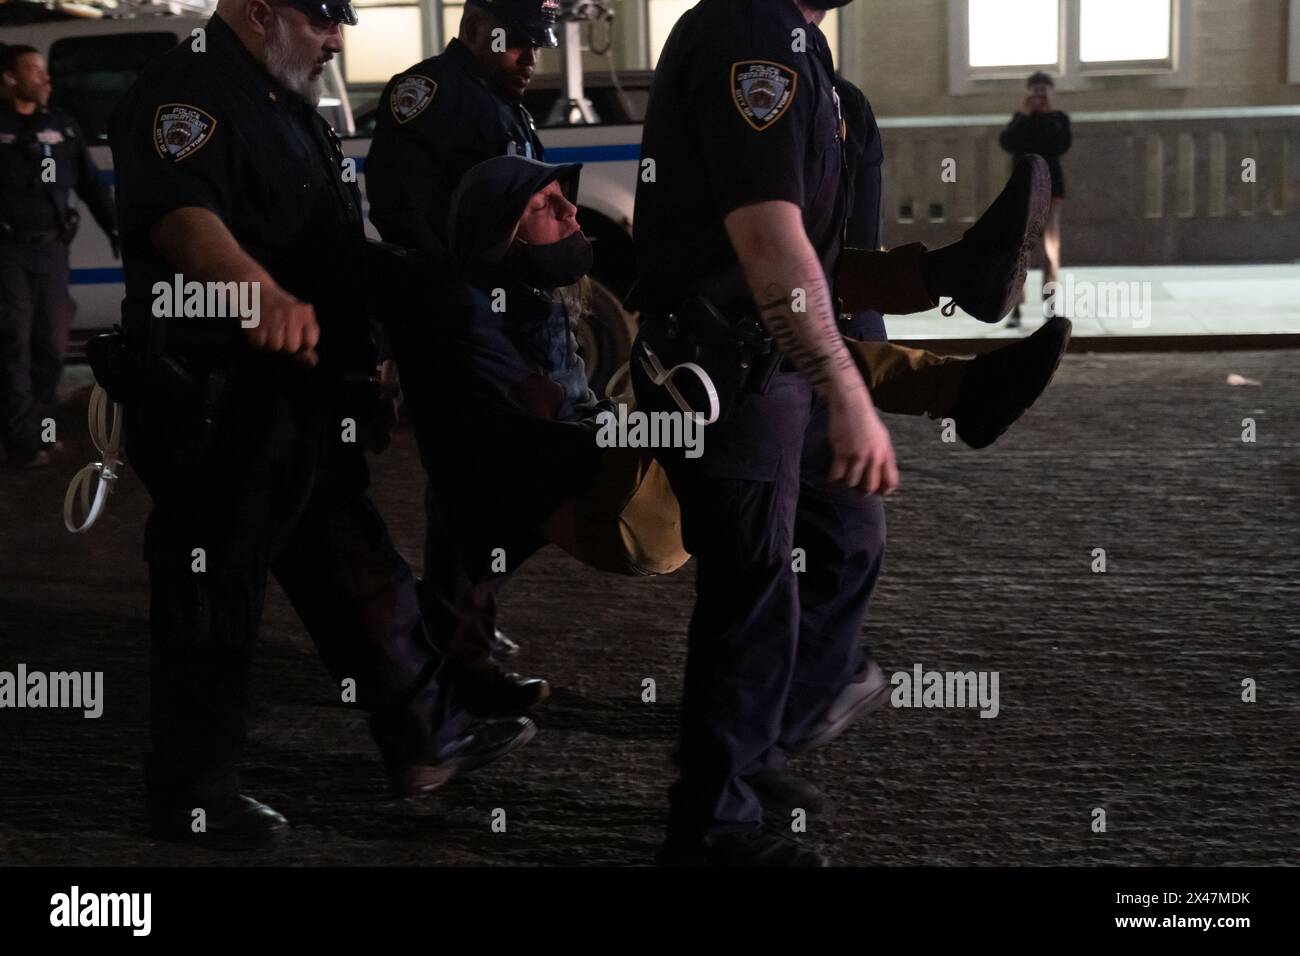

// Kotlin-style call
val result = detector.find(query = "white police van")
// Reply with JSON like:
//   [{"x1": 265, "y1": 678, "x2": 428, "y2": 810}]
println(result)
[{"x1": 1, "y1": 2, "x2": 645, "y2": 389}]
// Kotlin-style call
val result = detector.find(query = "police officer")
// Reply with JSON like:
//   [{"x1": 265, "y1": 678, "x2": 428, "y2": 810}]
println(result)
[
  {"x1": 366, "y1": 0, "x2": 560, "y2": 712},
  {"x1": 108, "y1": 0, "x2": 534, "y2": 848},
  {"x1": 628, "y1": 0, "x2": 1060, "y2": 866},
  {"x1": 366, "y1": 0, "x2": 555, "y2": 255},
  {"x1": 0, "y1": 44, "x2": 117, "y2": 469}
]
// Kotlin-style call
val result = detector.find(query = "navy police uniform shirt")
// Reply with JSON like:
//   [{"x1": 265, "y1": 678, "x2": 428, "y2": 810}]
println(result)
[
  {"x1": 0, "y1": 102, "x2": 115, "y2": 237},
  {"x1": 627, "y1": 0, "x2": 846, "y2": 315},
  {"x1": 109, "y1": 14, "x2": 365, "y2": 369},
  {"x1": 366, "y1": 38, "x2": 545, "y2": 258}
]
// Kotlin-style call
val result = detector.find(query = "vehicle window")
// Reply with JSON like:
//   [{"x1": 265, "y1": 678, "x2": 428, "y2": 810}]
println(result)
[
  {"x1": 523, "y1": 85, "x2": 649, "y2": 127},
  {"x1": 48, "y1": 32, "x2": 179, "y2": 143}
]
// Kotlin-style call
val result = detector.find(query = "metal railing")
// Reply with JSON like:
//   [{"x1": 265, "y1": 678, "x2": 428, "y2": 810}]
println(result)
[{"x1": 878, "y1": 106, "x2": 1300, "y2": 265}]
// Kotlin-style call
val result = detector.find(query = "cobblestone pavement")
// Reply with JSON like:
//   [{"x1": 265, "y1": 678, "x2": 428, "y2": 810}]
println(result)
[{"x1": 1, "y1": 351, "x2": 1297, "y2": 866}]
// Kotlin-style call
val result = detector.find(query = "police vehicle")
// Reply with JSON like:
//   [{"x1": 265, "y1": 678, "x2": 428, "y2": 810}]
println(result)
[{"x1": 1, "y1": 0, "x2": 644, "y2": 390}]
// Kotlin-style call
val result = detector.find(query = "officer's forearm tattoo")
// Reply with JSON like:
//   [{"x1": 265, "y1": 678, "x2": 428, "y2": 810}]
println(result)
[{"x1": 756, "y1": 272, "x2": 856, "y2": 394}]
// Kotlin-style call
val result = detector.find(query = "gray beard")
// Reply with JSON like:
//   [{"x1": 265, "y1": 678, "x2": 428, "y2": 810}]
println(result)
[{"x1": 265, "y1": 15, "x2": 325, "y2": 106}]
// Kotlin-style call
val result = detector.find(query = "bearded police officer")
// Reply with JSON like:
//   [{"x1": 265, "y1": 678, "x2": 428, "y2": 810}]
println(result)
[
  {"x1": 0, "y1": 45, "x2": 118, "y2": 469},
  {"x1": 629, "y1": 0, "x2": 1056, "y2": 866},
  {"x1": 107, "y1": 0, "x2": 534, "y2": 849},
  {"x1": 366, "y1": 0, "x2": 560, "y2": 713}
]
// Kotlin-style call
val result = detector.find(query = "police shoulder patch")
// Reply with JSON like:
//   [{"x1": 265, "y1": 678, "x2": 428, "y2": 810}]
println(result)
[
  {"x1": 153, "y1": 103, "x2": 217, "y2": 162},
  {"x1": 391, "y1": 75, "x2": 437, "y2": 124},
  {"x1": 731, "y1": 60, "x2": 798, "y2": 131}
]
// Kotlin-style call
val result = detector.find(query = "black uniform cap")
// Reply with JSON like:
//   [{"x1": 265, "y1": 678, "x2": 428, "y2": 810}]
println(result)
[
  {"x1": 466, "y1": 0, "x2": 561, "y2": 48},
  {"x1": 281, "y1": 0, "x2": 359, "y2": 26},
  {"x1": 449, "y1": 155, "x2": 582, "y2": 267}
]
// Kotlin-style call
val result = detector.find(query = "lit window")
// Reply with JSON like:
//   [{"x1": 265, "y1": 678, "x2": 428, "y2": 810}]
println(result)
[
  {"x1": 967, "y1": 0, "x2": 1059, "y2": 68},
  {"x1": 820, "y1": 9, "x2": 839, "y2": 62},
  {"x1": 1080, "y1": 0, "x2": 1171, "y2": 63},
  {"x1": 649, "y1": 0, "x2": 694, "y2": 67},
  {"x1": 344, "y1": 2, "x2": 424, "y2": 84},
  {"x1": 443, "y1": 2, "x2": 467, "y2": 51}
]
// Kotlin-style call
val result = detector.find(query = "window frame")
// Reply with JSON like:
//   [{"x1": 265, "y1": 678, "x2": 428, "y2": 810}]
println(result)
[
  {"x1": 1290, "y1": 0, "x2": 1300, "y2": 84},
  {"x1": 948, "y1": 0, "x2": 1191, "y2": 95}
]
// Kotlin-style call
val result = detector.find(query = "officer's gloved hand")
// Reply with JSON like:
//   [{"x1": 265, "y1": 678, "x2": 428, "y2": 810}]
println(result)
[{"x1": 109, "y1": 232, "x2": 121, "y2": 261}]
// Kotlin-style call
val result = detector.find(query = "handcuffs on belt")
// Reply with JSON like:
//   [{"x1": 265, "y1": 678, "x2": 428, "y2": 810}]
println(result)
[{"x1": 637, "y1": 296, "x2": 782, "y2": 426}]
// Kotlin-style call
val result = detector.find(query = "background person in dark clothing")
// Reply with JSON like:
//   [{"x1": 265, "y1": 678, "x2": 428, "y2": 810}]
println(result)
[
  {"x1": 1000, "y1": 71, "x2": 1071, "y2": 326},
  {"x1": 0, "y1": 44, "x2": 117, "y2": 468}
]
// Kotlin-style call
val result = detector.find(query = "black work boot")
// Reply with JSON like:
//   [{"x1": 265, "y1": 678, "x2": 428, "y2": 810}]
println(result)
[
  {"x1": 746, "y1": 768, "x2": 830, "y2": 821},
  {"x1": 658, "y1": 825, "x2": 828, "y2": 867},
  {"x1": 923, "y1": 155, "x2": 1052, "y2": 323},
  {"x1": 489, "y1": 628, "x2": 521, "y2": 660},
  {"x1": 384, "y1": 716, "x2": 538, "y2": 797},
  {"x1": 950, "y1": 316, "x2": 1072, "y2": 449},
  {"x1": 448, "y1": 658, "x2": 551, "y2": 717},
  {"x1": 149, "y1": 794, "x2": 289, "y2": 851}
]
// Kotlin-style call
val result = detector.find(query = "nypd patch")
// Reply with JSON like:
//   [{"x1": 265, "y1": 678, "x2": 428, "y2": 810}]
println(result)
[
  {"x1": 153, "y1": 104, "x2": 216, "y2": 161},
  {"x1": 391, "y1": 75, "x2": 437, "y2": 124},
  {"x1": 731, "y1": 61, "x2": 798, "y2": 131}
]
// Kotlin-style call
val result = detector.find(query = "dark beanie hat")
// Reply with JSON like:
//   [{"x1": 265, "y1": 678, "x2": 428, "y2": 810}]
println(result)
[{"x1": 448, "y1": 155, "x2": 582, "y2": 268}]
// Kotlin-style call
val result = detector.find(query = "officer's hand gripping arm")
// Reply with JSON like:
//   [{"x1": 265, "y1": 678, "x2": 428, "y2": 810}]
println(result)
[{"x1": 724, "y1": 200, "x2": 898, "y2": 496}]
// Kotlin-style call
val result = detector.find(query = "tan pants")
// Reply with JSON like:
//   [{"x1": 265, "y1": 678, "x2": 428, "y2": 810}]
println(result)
[{"x1": 539, "y1": 337, "x2": 967, "y2": 577}]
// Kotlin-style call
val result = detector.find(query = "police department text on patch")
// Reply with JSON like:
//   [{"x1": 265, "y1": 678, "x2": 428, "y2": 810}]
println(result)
[
  {"x1": 153, "y1": 103, "x2": 217, "y2": 161},
  {"x1": 731, "y1": 61, "x2": 798, "y2": 130}
]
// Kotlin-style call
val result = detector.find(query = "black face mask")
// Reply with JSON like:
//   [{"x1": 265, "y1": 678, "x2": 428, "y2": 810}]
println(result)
[{"x1": 508, "y1": 231, "x2": 593, "y2": 290}]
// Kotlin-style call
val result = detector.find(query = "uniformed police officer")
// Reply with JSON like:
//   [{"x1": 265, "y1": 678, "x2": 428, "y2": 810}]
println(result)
[
  {"x1": 0, "y1": 44, "x2": 117, "y2": 469},
  {"x1": 108, "y1": 0, "x2": 535, "y2": 848},
  {"x1": 366, "y1": 0, "x2": 555, "y2": 255},
  {"x1": 366, "y1": 0, "x2": 560, "y2": 713},
  {"x1": 628, "y1": 0, "x2": 1061, "y2": 866}
]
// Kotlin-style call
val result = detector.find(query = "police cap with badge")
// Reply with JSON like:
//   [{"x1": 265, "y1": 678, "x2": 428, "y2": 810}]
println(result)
[{"x1": 281, "y1": 0, "x2": 360, "y2": 25}]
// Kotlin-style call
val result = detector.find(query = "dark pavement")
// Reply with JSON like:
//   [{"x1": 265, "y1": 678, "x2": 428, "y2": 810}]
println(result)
[{"x1": 1, "y1": 349, "x2": 1297, "y2": 866}]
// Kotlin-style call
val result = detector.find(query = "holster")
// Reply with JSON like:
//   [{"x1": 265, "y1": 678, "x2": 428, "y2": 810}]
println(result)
[
  {"x1": 85, "y1": 329, "x2": 146, "y2": 406},
  {"x1": 85, "y1": 327, "x2": 227, "y2": 455},
  {"x1": 645, "y1": 297, "x2": 781, "y2": 425}
]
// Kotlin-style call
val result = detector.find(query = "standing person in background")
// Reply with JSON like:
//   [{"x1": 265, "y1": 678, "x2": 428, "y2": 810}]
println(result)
[
  {"x1": 1000, "y1": 71, "x2": 1071, "y2": 328},
  {"x1": 0, "y1": 44, "x2": 118, "y2": 469}
]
